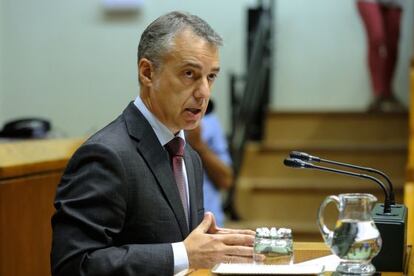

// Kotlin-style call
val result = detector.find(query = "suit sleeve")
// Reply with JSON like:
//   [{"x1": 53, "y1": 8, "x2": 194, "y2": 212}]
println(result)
[
  {"x1": 51, "y1": 143, "x2": 174, "y2": 276},
  {"x1": 190, "y1": 146, "x2": 205, "y2": 226}
]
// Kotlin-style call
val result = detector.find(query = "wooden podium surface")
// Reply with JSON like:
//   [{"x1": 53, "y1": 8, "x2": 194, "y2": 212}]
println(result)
[
  {"x1": 190, "y1": 242, "x2": 413, "y2": 275},
  {"x1": 0, "y1": 138, "x2": 83, "y2": 276}
]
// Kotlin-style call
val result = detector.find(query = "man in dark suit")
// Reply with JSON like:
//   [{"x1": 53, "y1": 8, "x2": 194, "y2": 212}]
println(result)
[{"x1": 51, "y1": 11, "x2": 255, "y2": 275}]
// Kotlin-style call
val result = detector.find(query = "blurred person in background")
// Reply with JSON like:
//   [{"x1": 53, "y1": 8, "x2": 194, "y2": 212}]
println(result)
[
  {"x1": 186, "y1": 100, "x2": 233, "y2": 227},
  {"x1": 357, "y1": 0, "x2": 405, "y2": 112}
]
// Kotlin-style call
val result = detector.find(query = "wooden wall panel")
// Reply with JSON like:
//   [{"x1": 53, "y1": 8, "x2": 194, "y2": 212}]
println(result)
[
  {"x1": 0, "y1": 138, "x2": 82, "y2": 276},
  {"x1": 0, "y1": 172, "x2": 62, "y2": 276}
]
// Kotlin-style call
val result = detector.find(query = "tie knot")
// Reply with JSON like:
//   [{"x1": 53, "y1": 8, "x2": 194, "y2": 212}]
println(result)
[{"x1": 165, "y1": 137, "x2": 185, "y2": 157}]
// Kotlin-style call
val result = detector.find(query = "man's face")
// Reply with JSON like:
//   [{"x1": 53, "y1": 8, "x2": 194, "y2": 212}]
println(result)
[{"x1": 140, "y1": 29, "x2": 220, "y2": 134}]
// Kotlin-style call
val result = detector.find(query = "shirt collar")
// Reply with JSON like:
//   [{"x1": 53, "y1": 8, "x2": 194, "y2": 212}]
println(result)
[{"x1": 134, "y1": 96, "x2": 186, "y2": 146}]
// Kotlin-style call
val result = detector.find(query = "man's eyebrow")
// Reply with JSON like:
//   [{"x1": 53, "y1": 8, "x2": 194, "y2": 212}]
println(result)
[
  {"x1": 212, "y1": 67, "x2": 220, "y2": 73},
  {"x1": 181, "y1": 61, "x2": 220, "y2": 72},
  {"x1": 181, "y1": 61, "x2": 202, "y2": 69}
]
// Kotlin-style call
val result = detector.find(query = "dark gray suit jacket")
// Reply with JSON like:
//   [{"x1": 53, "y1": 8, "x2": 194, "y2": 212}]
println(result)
[{"x1": 51, "y1": 102, "x2": 204, "y2": 276}]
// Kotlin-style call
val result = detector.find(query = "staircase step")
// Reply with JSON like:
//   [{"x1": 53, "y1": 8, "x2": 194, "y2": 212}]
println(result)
[
  {"x1": 240, "y1": 143, "x2": 407, "y2": 184},
  {"x1": 262, "y1": 140, "x2": 407, "y2": 151},
  {"x1": 234, "y1": 177, "x2": 404, "y2": 237},
  {"x1": 236, "y1": 177, "x2": 405, "y2": 192},
  {"x1": 264, "y1": 112, "x2": 408, "y2": 144},
  {"x1": 235, "y1": 111, "x2": 408, "y2": 239}
]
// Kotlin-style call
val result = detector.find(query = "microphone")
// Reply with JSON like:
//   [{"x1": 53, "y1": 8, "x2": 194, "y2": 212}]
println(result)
[
  {"x1": 283, "y1": 155, "x2": 408, "y2": 272},
  {"x1": 283, "y1": 158, "x2": 391, "y2": 213},
  {"x1": 289, "y1": 151, "x2": 395, "y2": 204}
]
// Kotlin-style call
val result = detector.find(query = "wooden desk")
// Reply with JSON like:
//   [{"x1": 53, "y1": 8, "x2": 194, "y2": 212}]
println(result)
[
  {"x1": 189, "y1": 242, "x2": 412, "y2": 275},
  {"x1": 0, "y1": 138, "x2": 83, "y2": 276}
]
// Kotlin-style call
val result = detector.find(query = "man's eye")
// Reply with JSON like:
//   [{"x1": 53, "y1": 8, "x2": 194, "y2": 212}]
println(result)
[
  {"x1": 184, "y1": 70, "x2": 194, "y2": 78},
  {"x1": 208, "y1": 73, "x2": 217, "y2": 81}
]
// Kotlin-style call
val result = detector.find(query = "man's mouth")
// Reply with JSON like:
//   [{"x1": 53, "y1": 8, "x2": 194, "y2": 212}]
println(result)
[{"x1": 185, "y1": 108, "x2": 202, "y2": 115}]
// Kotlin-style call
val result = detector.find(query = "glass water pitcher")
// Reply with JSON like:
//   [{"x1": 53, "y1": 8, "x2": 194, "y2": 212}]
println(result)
[{"x1": 317, "y1": 193, "x2": 382, "y2": 275}]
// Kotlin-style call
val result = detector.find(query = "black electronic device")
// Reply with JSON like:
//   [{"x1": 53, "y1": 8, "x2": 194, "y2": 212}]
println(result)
[
  {"x1": 284, "y1": 154, "x2": 408, "y2": 272},
  {"x1": 0, "y1": 118, "x2": 51, "y2": 139}
]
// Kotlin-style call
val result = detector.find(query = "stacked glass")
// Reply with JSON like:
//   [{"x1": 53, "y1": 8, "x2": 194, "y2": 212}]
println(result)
[{"x1": 253, "y1": 227, "x2": 293, "y2": 265}]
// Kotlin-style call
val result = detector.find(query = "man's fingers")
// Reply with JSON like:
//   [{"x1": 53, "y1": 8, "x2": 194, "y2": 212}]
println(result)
[
  {"x1": 215, "y1": 228, "x2": 255, "y2": 236},
  {"x1": 215, "y1": 233, "x2": 255, "y2": 246},
  {"x1": 206, "y1": 212, "x2": 219, "y2": 233},
  {"x1": 223, "y1": 245, "x2": 255, "y2": 256},
  {"x1": 196, "y1": 212, "x2": 213, "y2": 233}
]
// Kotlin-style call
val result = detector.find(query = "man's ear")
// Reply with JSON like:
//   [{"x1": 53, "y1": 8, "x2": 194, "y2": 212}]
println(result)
[{"x1": 138, "y1": 58, "x2": 154, "y2": 87}]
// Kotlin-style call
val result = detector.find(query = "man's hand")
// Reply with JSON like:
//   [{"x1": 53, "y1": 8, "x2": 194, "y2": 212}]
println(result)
[{"x1": 184, "y1": 212, "x2": 255, "y2": 268}]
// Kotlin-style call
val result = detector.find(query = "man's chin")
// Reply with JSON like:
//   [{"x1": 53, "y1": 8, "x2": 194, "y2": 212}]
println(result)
[{"x1": 183, "y1": 121, "x2": 201, "y2": 131}]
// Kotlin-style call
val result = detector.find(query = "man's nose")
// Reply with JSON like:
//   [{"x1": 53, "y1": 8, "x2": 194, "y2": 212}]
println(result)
[{"x1": 194, "y1": 78, "x2": 211, "y2": 99}]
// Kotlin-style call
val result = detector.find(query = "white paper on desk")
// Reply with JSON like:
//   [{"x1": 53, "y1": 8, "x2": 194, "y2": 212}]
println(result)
[
  {"x1": 297, "y1": 254, "x2": 341, "y2": 272},
  {"x1": 211, "y1": 263, "x2": 325, "y2": 275}
]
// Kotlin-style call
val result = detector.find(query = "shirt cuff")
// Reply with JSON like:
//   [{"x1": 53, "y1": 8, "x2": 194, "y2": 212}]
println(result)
[{"x1": 172, "y1": 242, "x2": 189, "y2": 274}]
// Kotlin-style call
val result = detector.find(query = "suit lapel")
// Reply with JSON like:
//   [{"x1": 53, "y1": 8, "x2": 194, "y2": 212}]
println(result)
[
  {"x1": 123, "y1": 103, "x2": 189, "y2": 238},
  {"x1": 184, "y1": 151, "x2": 198, "y2": 231}
]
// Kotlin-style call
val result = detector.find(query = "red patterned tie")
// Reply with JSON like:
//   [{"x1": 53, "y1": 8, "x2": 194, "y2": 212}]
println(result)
[{"x1": 165, "y1": 137, "x2": 189, "y2": 225}]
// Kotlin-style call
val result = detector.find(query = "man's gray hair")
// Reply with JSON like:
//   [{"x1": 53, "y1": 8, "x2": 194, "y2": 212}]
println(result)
[{"x1": 137, "y1": 11, "x2": 223, "y2": 69}]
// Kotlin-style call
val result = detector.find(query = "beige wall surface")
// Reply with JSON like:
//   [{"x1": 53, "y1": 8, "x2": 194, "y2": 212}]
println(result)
[
  {"x1": 0, "y1": 0, "x2": 4, "y2": 126},
  {"x1": 0, "y1": 0, "x2": 251, "y2": 136},
  {"x1": 273, "y1": 0, "x2": 414, "y2": 111},
  {"x1": 0, "y1": 0, "x2": 413, "y2": 136}
]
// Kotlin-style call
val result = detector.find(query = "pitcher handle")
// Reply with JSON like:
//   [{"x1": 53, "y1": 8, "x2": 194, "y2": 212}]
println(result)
[{"x1": 317, "y1": 195, "x2": 340, "y2": 246}]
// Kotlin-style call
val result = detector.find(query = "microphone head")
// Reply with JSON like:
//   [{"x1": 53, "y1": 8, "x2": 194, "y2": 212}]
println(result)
[
  {"x1": 289, "y1": 151, "x2": 320, "y2": 162},
  {"x1": 290, "y1": 151, "x2": 309, "y2": 161},
  {"x1": 283, "y1": 158, "x2": 309, "y2": 168}
]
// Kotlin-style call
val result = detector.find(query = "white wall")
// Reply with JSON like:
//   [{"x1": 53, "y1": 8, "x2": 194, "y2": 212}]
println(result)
[
  {"x1": 0, "y1": 0, "x2": 4, "y2": 125},
  {"x1": 273, "y1": 0, "x2": 413, "y2": 110},
  {"x1": 0, "y1": 0, "x2": 413, "y2": 136},
  {"x1": 394, "y1": 0, "x2": 414, "y2": 104},
  {"x1": 0, "y1": 0, "x2": 253, "y2": 136}
]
